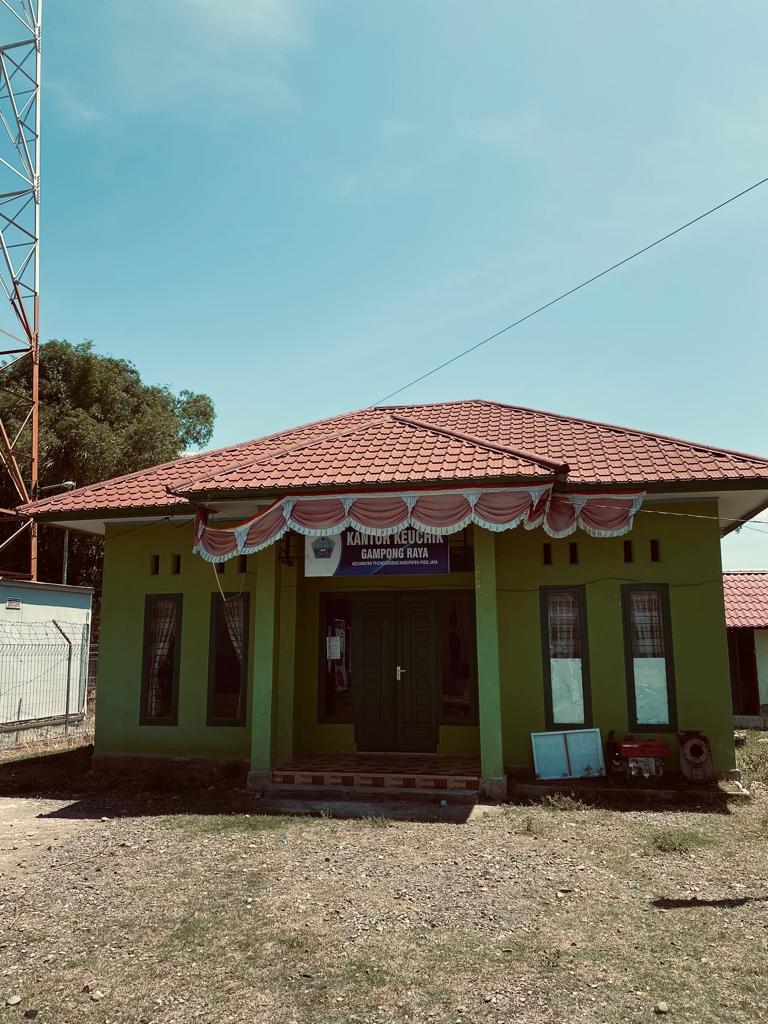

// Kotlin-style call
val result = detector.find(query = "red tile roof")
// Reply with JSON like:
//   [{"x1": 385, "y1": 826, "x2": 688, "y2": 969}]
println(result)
[
  {"x1": 723, "y1": 572, "x2": 768, "y2": 629},
  {"x1": 22, "y1": 399, "x2": 768, "y2": 519}
]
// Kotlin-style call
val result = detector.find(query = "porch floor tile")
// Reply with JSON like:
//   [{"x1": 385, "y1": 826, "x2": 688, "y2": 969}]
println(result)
[{"x1": 271, "y1": 753, "x2": 481, "y2": 792}]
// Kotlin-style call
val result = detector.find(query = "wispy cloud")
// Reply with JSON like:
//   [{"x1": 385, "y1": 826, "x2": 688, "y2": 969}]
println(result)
[
  {"x1": 376, "y1": 118, "x2": 414, "y2": 141},
  {"x1": 176, "y1": 0, "x2": 315, "y2": 49},
  {"x1": 69, "y1": 0, "x2": 319, "y2": 120},
  {"x1": 457, "y1": 112, "x2": 549, "y2": 154},
  {"x1": 48, "y1": 82, "x2": 104, "y2": 127},
  {"x1": 331, "y1": 161, "x2": 422, "y2": 206}
]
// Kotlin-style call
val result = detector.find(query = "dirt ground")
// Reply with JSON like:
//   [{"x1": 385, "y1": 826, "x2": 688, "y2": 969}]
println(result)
[{"x1": 1, "y1": 741, "x2": 767, "y2": 1024}]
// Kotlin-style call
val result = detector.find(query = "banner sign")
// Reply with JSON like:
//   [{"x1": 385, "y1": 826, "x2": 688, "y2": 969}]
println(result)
[{"x1": 305, "y1": 530, "x2": 450, "y2": 577}]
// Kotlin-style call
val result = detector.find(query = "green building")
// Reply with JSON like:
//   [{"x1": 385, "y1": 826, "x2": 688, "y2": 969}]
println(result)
[{"x1": 25, "y1": 401, "x2": 768, "y2": 798}]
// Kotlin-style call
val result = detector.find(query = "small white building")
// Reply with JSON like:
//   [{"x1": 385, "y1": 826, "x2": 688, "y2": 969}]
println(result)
[{"x1": 0, "y1": 579, "x2": 93, "y2": 744}]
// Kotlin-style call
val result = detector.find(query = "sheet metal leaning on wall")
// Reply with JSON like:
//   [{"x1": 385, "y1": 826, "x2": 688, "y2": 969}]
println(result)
[{"x1": 531, "y1": 727, "x2": 605, "y2": 780}]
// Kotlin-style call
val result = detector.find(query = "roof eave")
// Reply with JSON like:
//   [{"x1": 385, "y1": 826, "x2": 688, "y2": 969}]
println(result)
[
  {"x1": 26, "y1": 501, "x2": 193, "y2": 526},
  {"x1": 173, "y1": 473, "x2": 557, "y2": 504},
  {"x1": 22, "y1": 474, "x2": 768, "y2": 526},
  {"x1": 721, "y1": 494, "x2": 768, "y2": 537}
]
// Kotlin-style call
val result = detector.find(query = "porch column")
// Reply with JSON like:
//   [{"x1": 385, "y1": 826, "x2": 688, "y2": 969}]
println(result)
[
  {"x1": 275, "y1": 555, "x2": 298, "y2": 761},
  {"x1": 474, "y1": 527, "x2": 507, "y2": 800},
  {"x1": 247, "y1": 544, "x2": 278, "y2": 789}
]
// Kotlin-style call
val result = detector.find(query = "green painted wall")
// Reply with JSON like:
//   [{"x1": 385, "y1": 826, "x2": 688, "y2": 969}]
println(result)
[
  {"x1": 96, "y1": 499, "x2": 735, "y2": 772},
  {"x1": 494, "y1": 500, "x2": 734, "y2": 771},
  {"x1": 96, "y1": 522, "x2": 257, "y2": 760}
]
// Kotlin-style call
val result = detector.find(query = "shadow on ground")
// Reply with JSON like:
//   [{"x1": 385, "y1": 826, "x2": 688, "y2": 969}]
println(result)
[
  {"x1": 0, "y1": 745, "x2": 476, "y2": 823},
  {"x1": 651, "y1": 895, "x2": 768, "y2": 910},
  {"x1": 506, "y1": 785, "x2": 736, "y2": 815},
  {"x1": 0, "y1": 744, "x2": 740, "y2": 820}
]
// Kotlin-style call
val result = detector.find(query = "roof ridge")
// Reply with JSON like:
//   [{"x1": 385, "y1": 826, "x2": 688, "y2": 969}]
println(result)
[
  {"x1": 391, "y1": 413, "x2": 566, "y2": 474},
  {"x1": 389, "y1": 399, "x2": 768, "y2": 468}
]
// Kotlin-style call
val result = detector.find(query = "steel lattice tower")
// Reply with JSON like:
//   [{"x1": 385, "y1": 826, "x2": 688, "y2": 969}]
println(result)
[{"x1": 0, "y1": 0, "x2": 40, "y2": 578}]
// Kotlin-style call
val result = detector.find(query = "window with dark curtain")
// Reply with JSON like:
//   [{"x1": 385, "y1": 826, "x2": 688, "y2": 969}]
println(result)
[
  {"x1": 440, "y1": 593, "x2": 476, "y2": 722},
  {"x1": 141, "y1": 595, "x2": 181, "y2": 723},
  {"x1": 209, "y1": 594, "x2": 249, "y2": 724},
  {"x1": 542, "y1": 588, "x2": 588, "y2": 726},
  {"x1": 623, "y1": 586, "x2": 674, "y2": 727},
  {"x1": 321, "y1": 597, "x2": 352, "y2": 720}
]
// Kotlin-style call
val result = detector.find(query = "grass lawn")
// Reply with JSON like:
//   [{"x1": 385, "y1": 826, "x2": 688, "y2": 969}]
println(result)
[{"x1": 0, "y1": 738, "x2": 767, "y2": 1023}]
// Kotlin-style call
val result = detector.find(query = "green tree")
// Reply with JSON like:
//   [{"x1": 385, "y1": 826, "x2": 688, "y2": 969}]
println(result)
[{"x1": 0, "y1": 340, "x2": 215, "y2": 588}]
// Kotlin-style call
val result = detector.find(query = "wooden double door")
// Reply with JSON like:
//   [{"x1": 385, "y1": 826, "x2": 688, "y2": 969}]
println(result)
[{"x1": 351, "y1": 592, "x2": 440, "y2": 753}]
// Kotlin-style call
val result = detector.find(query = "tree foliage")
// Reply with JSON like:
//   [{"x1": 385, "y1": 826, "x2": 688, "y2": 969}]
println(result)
[{"x1": 0, "y1": 340, "x2": 215, "y2": 588}]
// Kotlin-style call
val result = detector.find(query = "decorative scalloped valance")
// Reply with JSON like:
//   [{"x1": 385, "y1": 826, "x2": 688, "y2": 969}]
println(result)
[{"x1": 193, "y1": 486, "x2": 644, "y2": 563}]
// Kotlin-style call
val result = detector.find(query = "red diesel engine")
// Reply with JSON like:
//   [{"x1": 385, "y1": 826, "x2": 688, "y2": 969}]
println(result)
[{"x1": 607, "y1": 732, "x2": 669, "y2": 780}]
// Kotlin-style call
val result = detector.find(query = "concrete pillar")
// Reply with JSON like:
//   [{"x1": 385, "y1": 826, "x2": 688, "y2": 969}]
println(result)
[
  {"x1": 474, "y1": 527, "x2": 507, "y2": 800},
  {"x1": 247, "y1": 545, "x2": 277, "y2": 790},
  {"x1": 275, "y1": 555, "x2": 298, "y2": 761}
]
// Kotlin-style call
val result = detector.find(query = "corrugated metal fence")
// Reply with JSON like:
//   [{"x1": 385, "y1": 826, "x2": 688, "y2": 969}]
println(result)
[{"x1": 0, "y1": 620, "x2": 90, "y2": 734}]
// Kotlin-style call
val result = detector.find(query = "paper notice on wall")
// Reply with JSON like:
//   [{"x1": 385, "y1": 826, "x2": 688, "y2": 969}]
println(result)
[{"x1": 326, "y1": 635, "x2": 342, "y2": 661}]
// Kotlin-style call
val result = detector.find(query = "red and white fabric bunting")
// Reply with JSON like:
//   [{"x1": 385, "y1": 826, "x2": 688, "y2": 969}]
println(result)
[{"x1": 193, "y1": 486, "x2": 644, "y2": 562}]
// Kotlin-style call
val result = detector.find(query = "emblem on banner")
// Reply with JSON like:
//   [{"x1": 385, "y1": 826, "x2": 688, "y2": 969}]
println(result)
[{"x1": 311, "y1": 536, "x2": 335, "y2": 560}]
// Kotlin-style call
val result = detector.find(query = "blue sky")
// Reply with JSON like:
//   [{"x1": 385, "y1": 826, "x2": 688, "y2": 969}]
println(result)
[{"x1": 41, "y1": 1, "x2": 768, "y2": 566}]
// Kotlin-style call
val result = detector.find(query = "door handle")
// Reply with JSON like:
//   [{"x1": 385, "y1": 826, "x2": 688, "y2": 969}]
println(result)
[{"x1": 396, "y1": 666, "x2": 406, "y2": 681}]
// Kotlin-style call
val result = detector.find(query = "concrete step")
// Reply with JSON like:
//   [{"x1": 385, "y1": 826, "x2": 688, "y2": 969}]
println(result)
[
  {"x1": 257, "y1": 782, "x2": 478, "y2": 805},
  {"x1": 251, "y1": 796, "x2": 481, "y2": 822}
]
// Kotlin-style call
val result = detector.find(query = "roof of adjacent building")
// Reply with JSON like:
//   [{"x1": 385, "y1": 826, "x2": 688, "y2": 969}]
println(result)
[
  {"x1": 21, "y1": 399, "x2": 768, "y2": 521},
  {"x1": 723, "y1": 571, "x2": 768, "y2": 629}
]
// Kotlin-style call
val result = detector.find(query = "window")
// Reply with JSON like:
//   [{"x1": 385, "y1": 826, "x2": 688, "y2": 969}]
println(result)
[
  {"x1": 540, "y1": 587, "x2": 591, "y2": 728},
  {"x1": 568, "y1": 542, "x2": 579, "y2": 565},
  {"x1": 216, "y1": 561, "x2": 226, "y2": 575},
  {"x1": 150, "y1": 554, "x2": 160, "y2": 576},
  {"x1": 543, "y1": 542, "x2": 552, "y2": 566},
  {"x1": 650, "y1": 539, "x2": 661, "y2": 563},
  {"x1": 439, "y1": 593, "x2": 477, "y2": 723},
  {"x1": 622, "y1": 584, "x2": 676, "y2": 730},
  {"x1": 238, "y1": 554, "x2": 248, "y2": 574},
  {"x1": 208, "y1": 593, "x2": 249, "y2": 725},
  {"x1": 623, "y1": 540, "x2": 633, "y2": 563},
  {"x1": 140, "y1": 595, "x2": 182, "y2": 724},
  {"x1": 319, "y1": 596, "x2": 353, "y2": 721},
  {"x1": 171, "y1": 554, "x2": 181, "y2": 575}
]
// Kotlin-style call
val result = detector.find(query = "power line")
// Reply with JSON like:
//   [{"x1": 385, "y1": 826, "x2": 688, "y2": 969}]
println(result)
[
  {"x1": 586, "y1": 502, "x2": 768, "y2": 537},
  {"x1": 374, "y1": 174, "x2": 768, "y2": 406}
]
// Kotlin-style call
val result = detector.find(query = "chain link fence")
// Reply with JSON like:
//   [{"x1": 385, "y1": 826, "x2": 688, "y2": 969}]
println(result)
[{"x1": 0, "y1": 620, "x2": 91, "y2": 748}]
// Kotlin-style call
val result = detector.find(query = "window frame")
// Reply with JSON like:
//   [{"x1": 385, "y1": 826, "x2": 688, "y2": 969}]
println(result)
[
  {"x1": 317, "y1": 593, "x2": 354, "y2": 725},
  {"x1": 539, "y1": 585, "x2": 592, "y2": 730},
  {"x1": 139, "y1": 593, "x2": 183, "y2": 726},
  {"x1": 207, "y1": 591, "x2": 250, "y2": 727},
  {"x1": 621, "y1": 582, "x2": 677, "y2": 732},
  {"x1": 438, "y1": 590, "x2": 478, "y2": 726}
]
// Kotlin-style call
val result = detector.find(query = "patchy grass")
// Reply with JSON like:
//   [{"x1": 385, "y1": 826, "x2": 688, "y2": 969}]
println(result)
[
  {"x1": 737, "y1": 731, "x2": 768, "y2": 788},
  {"x1": 1, "y1": 739, "x2": 768, "y2": 1023},
  {"x1": 169, "y1": 812, "x2": 296, "y2": 835},
  {"x1": 648, "y1": 827, "x2": 713, "y2": 854},
  {"x1": 542, "y1": 791, "x2": 587, "y2": 811}
]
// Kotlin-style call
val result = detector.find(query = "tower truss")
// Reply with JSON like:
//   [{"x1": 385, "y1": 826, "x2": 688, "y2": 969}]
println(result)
[{"x1": 0, "y1": 0, "x2": 40, "y2": 578}]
